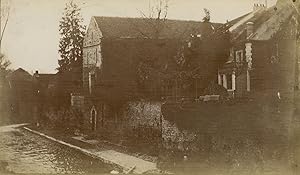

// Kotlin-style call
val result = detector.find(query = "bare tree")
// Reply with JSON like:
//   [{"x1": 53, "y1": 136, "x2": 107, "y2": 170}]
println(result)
[
  {"x1": 137, "y1": 0, "x2": 169, "y2": 39},
  {"x1": 202, "y1": 8, "x2": 210, "y2": 22},
  {"x1": 0, "y1": 0, "x2": 11, "y2": 50},
  {"x1": 0, "y1": 0, "x2": 11, "y2": 72},
  {"x1": 146, "y1": 0, "x2": 169, "y2": 20},
  {"x1": 0, "y1": 53, "x2": 10, "y2": 70}
]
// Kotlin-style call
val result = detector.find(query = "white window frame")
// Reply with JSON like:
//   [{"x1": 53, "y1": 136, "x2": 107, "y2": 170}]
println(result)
[
  {"x1": 220, "y1": 72, "x2": 236, "y2": 91},
  {"x1": 235, "y1": 50, "x2": 244, "y2": 63}
]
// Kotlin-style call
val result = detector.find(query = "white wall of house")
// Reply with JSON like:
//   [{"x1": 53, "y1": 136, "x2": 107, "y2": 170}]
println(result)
[
  {"x1": 245, "y1": 42, "x2": 253, "y2": 92},
  {"x1": 232, "y1": 72, "x2": 236, "y2": 90},
  {"x1": 218, "y1": 71, "x2": 236, "y2": 92},
  {"x1": 222, "y1": 74, "x2": 227, "y2": 89},
  {"x1": 247, "y1": 70, "x2": 251, "y2": 92},
  {"x1": 218, "y1": 73, "x2": 222, "y2": 85},
  {"x1": 83, "y1": 17, "x2": 104, "y2": 93}
]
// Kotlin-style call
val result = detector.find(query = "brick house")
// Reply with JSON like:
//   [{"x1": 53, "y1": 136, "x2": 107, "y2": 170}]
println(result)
[
  {"x1": 217, "y1": 0, "x2": 299, "y2": 99},
  {"x1": 33, "y1": 71, "x2": 57, "y2": 101},
  {"x1": 82, "y1": 16, "x2": 223, "y2": 131},
  {"x1": 0, "y1": 69, "x2": 10, "y2": 124},
  {"x1": 6, "y1": 68, "x2": 35, "y2": 122},
  {"x1": 159, "y1": 1, "x2": 300, "y2": 168},
  {"x1": 32, "y1": 71, "x2": 57, "y2": 123},
  {"x1": 31, "y1": 68, "x2": 84, "y2": 127}
]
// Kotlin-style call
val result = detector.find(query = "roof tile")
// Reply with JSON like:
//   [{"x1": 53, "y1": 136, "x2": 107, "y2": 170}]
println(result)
[{"x1": 93, "y1": 16, "x2": 221, "y2": 39}]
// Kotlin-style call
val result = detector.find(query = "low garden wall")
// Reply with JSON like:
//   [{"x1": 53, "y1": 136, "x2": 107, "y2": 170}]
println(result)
[{"x1": 161, "y1": 99, "x2": 295, "y2": 172}]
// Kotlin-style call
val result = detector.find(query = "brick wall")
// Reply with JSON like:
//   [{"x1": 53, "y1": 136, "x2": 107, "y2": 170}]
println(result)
[
  {"x1": 120, "y1": 101, "x2": 200, "y2": 151},
  {"x1": 121, "y1": 101, "x2": 162, "y2": 129}
]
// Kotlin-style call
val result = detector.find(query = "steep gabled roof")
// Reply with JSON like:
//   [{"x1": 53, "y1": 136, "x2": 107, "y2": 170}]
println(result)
[
  {"x1": 93, "y1": 16, "x2": 222, "y2": 39},
  {"x1": 228, "y1": 7, "x2": 275, "y2": 41},
  {"x1": 228, "y1": 0, "x2": 299, "y2": 41},
  {"x1": 7, "y1": 68, "x2": 32, "y2": 81},
  {"x1": 227, "y1": 12, "x2": 251, "y2": 27},
  {"x1": 250, "y1": 2, "x2": 297, "y2": 40}
]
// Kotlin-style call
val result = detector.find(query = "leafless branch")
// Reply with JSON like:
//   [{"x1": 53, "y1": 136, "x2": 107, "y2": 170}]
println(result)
[
  {"x1": 0, "y1": 10, "x2": 10, "y2": 45},
  {"x1": 137, "y1": 8, "x2": 156, "y2": 28},
  {"x1": 163, "y1": 2, "x2": 168, "y2": 21},
  {"x1": 136, "y1": 0, "x2": 170, "y2": 39},
  {"x1": 0, "y1": 54, "x2": 11, "y2": 70},
  {"x1": 137, "y1": 8, "x2": 148, "y2": 19},
  {"x1": 0, "y1": 0, "x2": 11, "y2": 50},
  {"x1": 156, "y1": 0, "x2": 162, "y2": 20}
]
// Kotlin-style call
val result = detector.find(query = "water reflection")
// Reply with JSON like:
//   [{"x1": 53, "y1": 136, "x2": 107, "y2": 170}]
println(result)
[{"x1": 0, "y1": 128, "x2": 112, "y2": 174}]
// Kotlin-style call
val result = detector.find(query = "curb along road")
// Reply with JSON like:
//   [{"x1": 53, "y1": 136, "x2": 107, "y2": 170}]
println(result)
[{"x1": 22, "y1": 127, "x2": 125, "y2": 172}]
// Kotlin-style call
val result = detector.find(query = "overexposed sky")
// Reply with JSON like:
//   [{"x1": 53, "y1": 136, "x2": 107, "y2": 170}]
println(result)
[{"x1": 2, "y1": 0, "x2": 277, "y2": 73}]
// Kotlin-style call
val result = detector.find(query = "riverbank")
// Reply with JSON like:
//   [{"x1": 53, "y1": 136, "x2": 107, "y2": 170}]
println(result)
[{"x1": 23, "y1": 126, "x2": 160, "y2": 174}]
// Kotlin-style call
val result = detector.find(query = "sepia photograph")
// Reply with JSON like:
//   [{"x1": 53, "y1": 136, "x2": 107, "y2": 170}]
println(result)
[{"x1": 0, "y1": 0, "x2": 300, "y2": 174}]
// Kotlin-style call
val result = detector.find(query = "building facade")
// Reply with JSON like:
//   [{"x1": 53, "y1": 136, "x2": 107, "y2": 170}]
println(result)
[
  {"x1": 218, "y1": 0, "x2": 299, "y2": 100},
  {"x1": 82, "y1": 16, "x2": 222, "y2": 131}
]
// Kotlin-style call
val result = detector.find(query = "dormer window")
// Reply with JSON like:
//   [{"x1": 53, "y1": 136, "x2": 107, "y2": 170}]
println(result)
[{"x1": 236, "y1": 50, "x2": 244, "y2": 63}]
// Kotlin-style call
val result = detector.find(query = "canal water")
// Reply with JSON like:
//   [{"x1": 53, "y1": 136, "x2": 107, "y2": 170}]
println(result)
[{"x1": 0, "y1": 125, "x2": 113, "y2": 174}]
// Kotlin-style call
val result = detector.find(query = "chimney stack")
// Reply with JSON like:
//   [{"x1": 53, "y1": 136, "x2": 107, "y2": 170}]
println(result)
[
  {"x1": 246, "y1": 22, "x2": 254, "y2": 38},
  {"x1": 253, "y1": 0, "x2": 267, "y2": 11},
  {"x1": 34, "y1": 70, "x2": 39, "y2": 78}
]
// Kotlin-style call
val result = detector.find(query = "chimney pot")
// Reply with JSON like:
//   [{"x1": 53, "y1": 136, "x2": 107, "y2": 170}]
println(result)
[
  {"x1": 253, "y1": 0, "x2": 267, "y2": 11},
  {"x1": 34, "y1": 70, "x2": 40, "y2": 78}
]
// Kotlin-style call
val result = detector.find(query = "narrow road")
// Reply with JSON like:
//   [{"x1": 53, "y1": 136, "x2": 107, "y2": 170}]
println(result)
[{"x1": 0, "y1": 124, "x2": 113, "y2": 174}]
